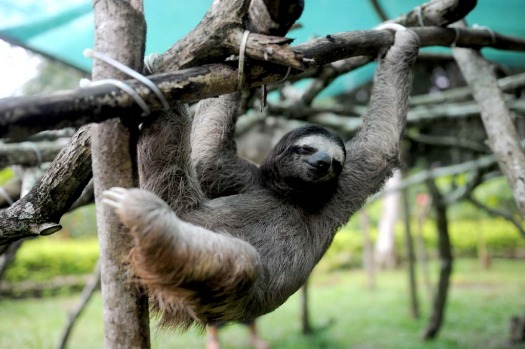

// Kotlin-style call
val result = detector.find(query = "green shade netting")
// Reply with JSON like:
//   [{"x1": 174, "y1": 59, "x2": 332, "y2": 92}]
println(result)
[{"x1": 1, "y1": 0, "x2": 524, "y2": 93}]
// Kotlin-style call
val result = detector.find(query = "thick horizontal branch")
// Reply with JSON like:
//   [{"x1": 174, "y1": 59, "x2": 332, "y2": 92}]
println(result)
[
  {"x1": 301, "y1": 0, "x2": 478, "y2": 104},
  {"x1": 454, "y1": 43, "x2": 525, "y2": 217},
  {"x1": 1, "y1": 27, "x2": 525, "y2": 139},
  {"x1": 406, "y1": 131, "x2": 489, "y2": 153},
  {"x1": 375, "y1": 154, "x2": 498, "y2": 199},
  {"x1": 392, "y1": 0, "x2": 477, "y2": 27},
  {"x1": 303, "y1": 98, "x2": 525, "y2": 136},
  {"x1": 410, "y1": 72, "x2": 525, "y2": 106},
  {"x1": 0, "y1": 126, "x2": 92, "y2": 245},
  {"x1": 0, "y1": 141, "x2": 64, "y2": 168},
  {"x1": 467, "y1": 196, "x2": 525, "y2": 238},
  {"x1": 149, "y1": 0, "x2": 304, "y2": 73}
]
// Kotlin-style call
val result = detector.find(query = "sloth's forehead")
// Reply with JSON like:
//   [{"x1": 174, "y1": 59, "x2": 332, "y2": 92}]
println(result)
[{"x1": 295, "y1": 135, "x2": 345, "y2": 162}]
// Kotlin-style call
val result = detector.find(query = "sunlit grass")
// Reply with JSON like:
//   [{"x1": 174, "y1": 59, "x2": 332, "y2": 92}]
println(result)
[{"x1": 0, "y1": 259, "x2": 524, "y2": 349}]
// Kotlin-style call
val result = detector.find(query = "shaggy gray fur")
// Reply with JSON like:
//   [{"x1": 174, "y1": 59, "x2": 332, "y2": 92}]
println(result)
[{"x1": 103, "y1": 29, "x2": 420, "y2": 329}]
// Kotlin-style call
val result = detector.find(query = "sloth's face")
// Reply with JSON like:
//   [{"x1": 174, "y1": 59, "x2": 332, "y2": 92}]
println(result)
[
  {"x1": 280, "y1": 134, "x2": 345, "y2": 184},
  {"x1": 260, "y1": 125, "x2": 346, "y2": 196}
]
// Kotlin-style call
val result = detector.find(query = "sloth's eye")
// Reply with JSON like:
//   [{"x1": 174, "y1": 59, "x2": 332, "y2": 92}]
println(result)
[{"x1": 295, "y1": 145, "x2": 316, "y2": 155}]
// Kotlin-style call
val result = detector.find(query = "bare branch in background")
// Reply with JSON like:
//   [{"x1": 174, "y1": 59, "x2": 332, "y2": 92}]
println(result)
[
  {"x1": 2, "y1": 25, "x2": 525, "y2": 139},
  {"x1": 453, "y1": 25, "x2": 525, "y2": 218}
]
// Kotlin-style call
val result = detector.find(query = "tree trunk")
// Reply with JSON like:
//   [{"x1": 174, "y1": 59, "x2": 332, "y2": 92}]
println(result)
[
  {"x1": 422, "y1": 178, "x2": 453, "y2": 340},
  {"x1": 374, "y1": 171, "x2": 401, "y2": 269},
  {"x1": 360, "y1": 209, "x2": 375, "y2": 290},
  {"x1": 300, "y1": 280, "x2": 313, "y2": 335},
  {"x1": 453, "y1": 34, "x2": 525, "y2": 218},
  {"x1": 401, "y1": 169, "x2": 419, "y2": 319},
  {"x1": 90, "y1": 1, "x2": 150, "y2": 348},
  {"x1": 415, "y1": 193, "x2": 433, "y2": 301}
]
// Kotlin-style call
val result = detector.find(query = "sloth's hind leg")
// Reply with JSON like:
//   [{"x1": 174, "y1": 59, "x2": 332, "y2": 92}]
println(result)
[
  {"x1": 138, "y1": 106, "x2": 204, "y2": 213},
  {"x1": 103, "y1": 187, "x2": 261, "y2": 326}
]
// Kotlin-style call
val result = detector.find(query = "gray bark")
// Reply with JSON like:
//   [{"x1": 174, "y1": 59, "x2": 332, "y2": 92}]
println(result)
[
  {"x1": 392, "y1": 0, "x2": 477, "y2": 27},
  {"x1": 90, "y1": 0, "x2": 150, "y2": 348},
  {"x1": 0, "y1": 126, "x2": 92, "y2": 245},
  {"x1": 422, "y1": 178, "x2": 453, "y2": 340},
  {"x1": 453, "y1": 45, "x2": 525, "y2": 218},
  {"x1": 401, "y1": 169, "x2": 419, "y2": 319},
  {"x1": 0, "y1": 141, "x2": 63, "y2": 168},
  {"x1": 2, "y1": 25, "x2": 525, "y2": 139},
  {"x1": 300, "y1": 281, "x2": 313, "y2": 335},
  {"x1": 374, "y1": 172, "x2": 401, "y2": 269}
]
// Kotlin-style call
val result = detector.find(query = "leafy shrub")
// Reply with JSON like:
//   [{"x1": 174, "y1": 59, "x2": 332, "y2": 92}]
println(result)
[
  {"x1": 317, "y1": 230, "x2": 365, "y2": 271},
  {"x1": 318, "y1": 218, "x2": 525, "y2": 271},
  {"x1": 4, "y1": 218, "x2": 524, "y2": 280},
  {"x1": 415, "y1": 218, "x2": 525, "y2": 258},
  {"x1": 5, "y1": 238, "x2": 99, "y2": 282}
]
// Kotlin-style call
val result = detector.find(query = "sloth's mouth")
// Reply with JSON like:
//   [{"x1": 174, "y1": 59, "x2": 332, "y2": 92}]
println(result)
[{"x1": 306, "y1": 165, "x2": 333, "y2": 182}]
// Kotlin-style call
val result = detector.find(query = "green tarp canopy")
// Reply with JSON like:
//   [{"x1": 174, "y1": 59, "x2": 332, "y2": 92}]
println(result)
[{"x1": 1, "y1": 0, "x2": 524, "y2": 91}]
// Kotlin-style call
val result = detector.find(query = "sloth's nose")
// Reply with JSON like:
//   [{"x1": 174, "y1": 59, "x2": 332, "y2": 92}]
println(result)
[{"x1": 307, "y1": 152, "x2": 331, "y2": 172}]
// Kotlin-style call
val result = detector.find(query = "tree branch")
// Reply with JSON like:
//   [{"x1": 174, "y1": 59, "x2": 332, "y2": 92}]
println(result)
[
  {"x1": 0, "y1": 178, "x2": 21, "y2": 208},
  {"x1": 369, "y1": 0, "x2": 388, "y2": 22},
  {"x1": 90, "y1": 0, "x2": 150, "y2": 347},
  {"x1": 410, "y1": 72, "x2": 525, "y2": 106},
  {"x1": 0, "y1": 126, "x2": 92, "y2": 245},
  {"x1": 2, "y1": 25, "x2": 525, "y2": 140},
  {"x1": 0, "y1": 141, "x2": 64, "y2": 168},
  {"x1": 467, "y1": 196, "x2": 525, "y2": 238},
  {"x1": 302, "y1": 0, "x2": 478, "y2": 104},
  {"x1": 392, "y1": 0, "x2": 477, "y2": 27},
  {"x1": 406, "y1": 132, "x2": 489, "y2": 153},
  {"x1": 453, "y1": 27, "x2": 525, "y2": 218},
  {"x1": 422, "y1": 177, "x2": 453, "y2": 340}
]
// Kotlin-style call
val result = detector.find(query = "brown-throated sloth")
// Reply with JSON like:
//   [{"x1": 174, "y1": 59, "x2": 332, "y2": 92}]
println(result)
[{"x1": 103, "y1": 28, "x2": 419, "y2": 329}]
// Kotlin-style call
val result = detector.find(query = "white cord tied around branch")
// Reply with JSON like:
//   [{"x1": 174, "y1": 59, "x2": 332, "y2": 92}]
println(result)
[
  {"x1": 274, "y1": 67, "x2": 292, "y2": 85},
  {"x1": 80, "y1": 78, "x2": 152, "y2": 116},
  {"x1": 82, "y1": 49, "x2": 170, "y2": 116},
  {"x1": 143, "y1": 53, "x2": 159, "y2": 75},
  {"x1": 473, "y1": 24, "x2": 497, "y2": 44},
  {"x1": 238, "y1": 30, "x2": 251, "y2": 89},
  {"x1": 452, "y1": 28, "x2": 461, "y2": 47},
  {"x1": 375, "y1": 23, "x2": 407, "y2": 32},
  {"x1": 237, "y1": 30, "x2": 293, "y2": 110},
  {"x1": 416, "y1": 6, "x2": 425, "y2": 27}
]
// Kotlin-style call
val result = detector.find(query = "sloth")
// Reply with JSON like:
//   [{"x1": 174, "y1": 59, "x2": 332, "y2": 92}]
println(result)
[{"x1": 103, "y1": 28, "x2": 420, "y2": 329}]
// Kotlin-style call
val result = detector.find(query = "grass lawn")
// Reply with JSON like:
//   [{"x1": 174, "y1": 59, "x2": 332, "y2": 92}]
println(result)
[{"x1": 0, "y1": 258, "x2": 524, "y2": 349}]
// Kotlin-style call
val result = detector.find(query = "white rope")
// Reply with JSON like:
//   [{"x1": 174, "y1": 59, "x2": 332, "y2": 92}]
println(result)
[
  {"x1": 452, "y1": 27, "x2": 461, "y2": 47},
  {"x1": 83, "y1": 49, "x2": 170, "y2": 110},
  {"x1": 274, "y1": 67, "x2": 292, "y2": 85},
  {"x1": 238, "y1": 30, "x2": 251, "y2": 89},
  {"x1": 416, "y1": 6, "x2": 425, "y2": 27},
  {"x1": 80, "y1": 78, "x2": 151, "y2": 116},
  {"x1": 143, "y1": 53, "x2": 159, "y2": 75},
  {"x1": 375, "y1": 23, "x2": 407, "y2": 32}
]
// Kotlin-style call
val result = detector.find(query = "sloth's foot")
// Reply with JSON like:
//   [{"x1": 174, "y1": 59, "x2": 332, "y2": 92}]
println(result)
[{"x1": 103, "y1": 187, "x2": 172, "y2": 233}]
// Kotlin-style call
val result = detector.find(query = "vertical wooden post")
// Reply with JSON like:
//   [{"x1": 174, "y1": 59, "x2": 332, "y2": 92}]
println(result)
[
  {"x1": 300, "y1": 280, "x2": 313, "y2": 334},
  {"x1": 422, "y1": 178, "x2": 453, "y2": 340},
  {"x1": 453, "y1": 37, "x2": 525, "y2": 218},
  {"x1": 401, "y1": 169, "x2": 419, "y2": 319},
  {"x1": 91, "y1": 0, "x2": 150, "y2": 348}
]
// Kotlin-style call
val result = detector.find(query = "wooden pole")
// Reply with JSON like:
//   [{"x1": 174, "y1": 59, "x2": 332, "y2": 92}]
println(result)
[{"x1": 90, "y1": 0, "x2": 150, "y2": 347}]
